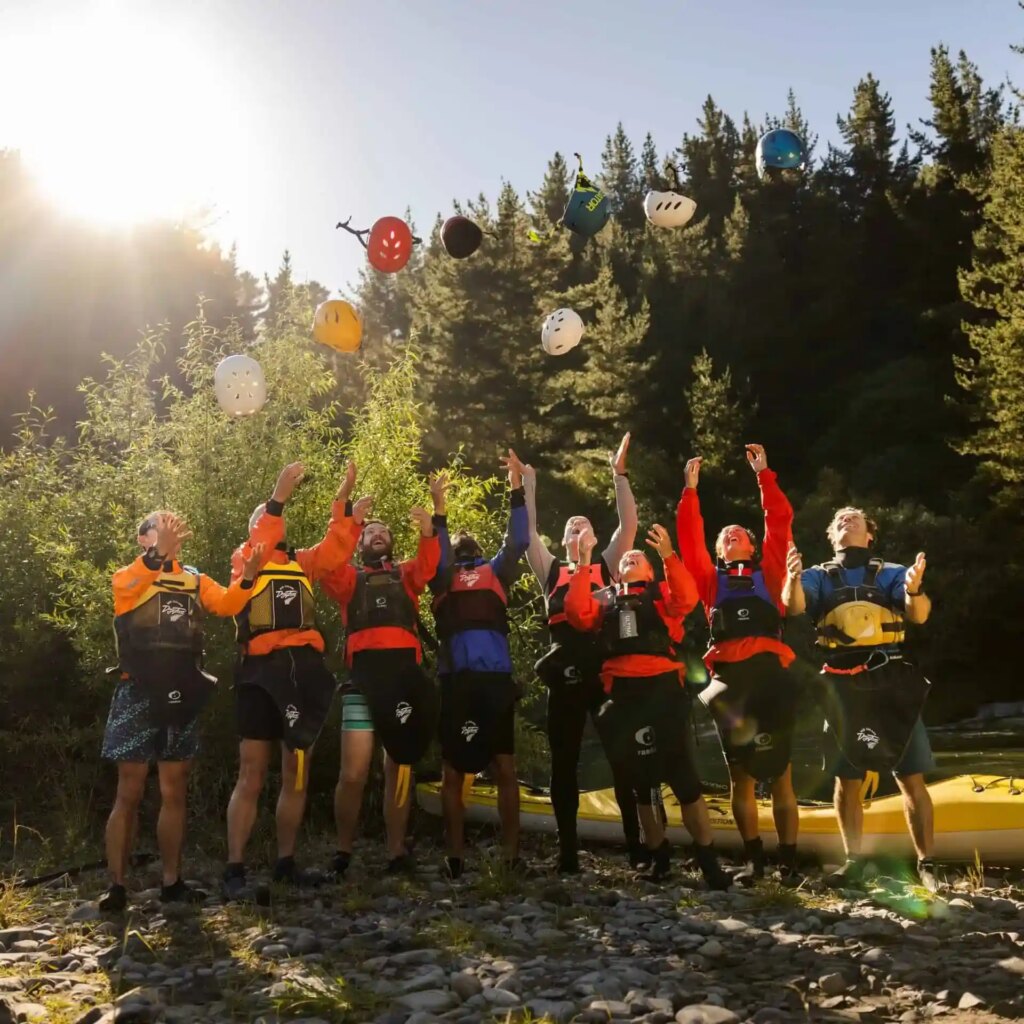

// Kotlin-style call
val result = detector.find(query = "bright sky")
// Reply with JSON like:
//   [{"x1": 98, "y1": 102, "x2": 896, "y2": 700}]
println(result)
[{"x1": 0, "y1": 0, "x2": 1019, "y2": 295}]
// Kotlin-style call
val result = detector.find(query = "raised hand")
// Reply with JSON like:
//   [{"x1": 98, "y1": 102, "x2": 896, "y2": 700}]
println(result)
[
  {"x1": 745, "y1": 444, "x2": 768, "y2": 473},
  {"x1": 610, "y1": 432, "x2": 631, "y2": 475},
  {"x1": 906, "y1": 552, "x2": 926, "y2": 595},
  {"x1": 336, "y1": 461, "x2": 357, "y2": 502},
  {"x1": 684, "y1": 457, "x2": 702, "y2": 490},
  {"x1": 500, "y1": 448, "x2": 525, "y2": 489},
  {"x1": 786, "y1": 543, "x2": 803, "y2": 580},
  {"x1": 272, "y1": 462, "x2": 305, "y2": 503},
  {"x1": 155, "y1": 514, "x2": 192, "y2": 557},
  {"x1": 645, "y1": 524, "x2": 674, "y2": 560},
  {"x1": 576, "y1": 524, "x2": 598, "y2": 565},
  {"x1": 521, "y1": 463, "x2": 536, "y2": 488},
  {"x1": 352, "y1": 495, "x2": 374, "y2": 526},
  {"x1": 409, "y1": 506, "x2": 433, "y2": 537},
  {"x1": 241, "y1": 542, "x2": 267, "y2": 582},
  {"x1": 429, "y1": 471, "x2": 449, "y2": 514}
]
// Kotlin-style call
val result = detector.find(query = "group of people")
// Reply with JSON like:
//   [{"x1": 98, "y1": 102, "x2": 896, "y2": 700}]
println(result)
[{"x1": 100, "y1": 434, "x2": 937, "y2": 910}]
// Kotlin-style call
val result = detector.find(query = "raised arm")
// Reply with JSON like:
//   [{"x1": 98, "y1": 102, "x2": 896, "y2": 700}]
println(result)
[
  {"x1": 404, "y1": 505, "x2": 441, "y2": 594},
  {"x1": 601, "y1": 432, "x2": 638, "y2": 573},
  {"x1": 491, "y1": 449, "x2": 529, "y2": 584},
  {"x1": 295, "y1": 462, "x2": 361, "y2": 581},
  {"x1": 200, "y1": 543, "x2": 266, "y2": 616},
  {"x1": 647, "y1": 523, "x2": 699, "y2": 618},
  {"x1": 748, "y1": 445, "x2": 794, "y2": 604},
  {"x1": 675, "y1": 456, "x2": 716, "y2": 602},
  {"x1": 522, "y1": 463, "x2": 556, "y2": 588},
  {"x1": 782, "y1": 544, "x2": 807, "y2": 616},
  {"x1": 902, "y1": 552, "x2": 932, "y2": 625}
]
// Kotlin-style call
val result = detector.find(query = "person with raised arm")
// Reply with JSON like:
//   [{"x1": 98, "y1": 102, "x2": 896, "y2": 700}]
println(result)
[
  {"x1": 676, "y1": 444, "x2": 802, "y2": 885},
  {"x1": 565, "y1": 521, "x2": 732, "y2": 889},
  {"x1": 782, "y1": 507, "x2": 937, "y2": 890},
  {"x1": 430, "y1": 450, "x2": 530, "y2": 878},
  {"x1": 320, "y1": 469, "x2": 443, "y2": 877},
  {"x1": 522, "y1": 433, "x2": 644, "y2": 874},
  {"x1": 100, "y1": 512, "x2": 264, "y2": 912},
  {"x1": 223, "y1": 462, "x2": 359, "y2": 900}
]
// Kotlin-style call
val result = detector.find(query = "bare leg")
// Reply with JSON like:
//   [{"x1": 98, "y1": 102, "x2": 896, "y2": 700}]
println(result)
[
  {"x1": 441, "y1": 761, "x2": 465, "y2": 859},
  {"x1": 834, "y1": 777, "x2": 864, "y2": 857},
  {"x1": 334, "y1": 729, "x2": 374, "y2": 853},
  {"x1": 383, "y1": 754, "x2": 413, "y2": 859},
  {"x1": 226, "y1": 739, "x2": 272, "y2": 864},
  {"x1": 156, "y1": 760, "x2": 192, "y2": 885},
  {"x1": 679, "y1": 797, "x2": 714, "y2": 846},
  {"x1": 106, "y1": 762, "x2": 148, "y2": 885},
  {"x1": 729, "y1": 764, "x2": 760, "y2": 842},
  {"x1": 770, "y1": 764, "x2": 799, "y2": 846},
  {"x1": 276, "y1": 743, "x2": 311, "y2": 859},
  {"x1": 491, "y1": 754, "x2": 519, "y2": 860},
  {"x1": 895, "y1": 773, "x2": 934, "y2": 860}
]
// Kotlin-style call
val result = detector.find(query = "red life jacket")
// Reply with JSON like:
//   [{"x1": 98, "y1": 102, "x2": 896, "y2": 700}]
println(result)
[
  {"x1": 545, "y1": 560, "x2": 607, "y2": 645},
  {"x1": 346, "y1": 563, "x2": 418, "y2": 637},
  {"x1": 432, "y1": 562, "x2": 508, "y2": 639}
]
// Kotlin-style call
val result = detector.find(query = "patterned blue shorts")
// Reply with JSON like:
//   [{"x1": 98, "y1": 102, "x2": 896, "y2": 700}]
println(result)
[{"x1": 101, "y1": 680, "x2": 200, "y2": 763}]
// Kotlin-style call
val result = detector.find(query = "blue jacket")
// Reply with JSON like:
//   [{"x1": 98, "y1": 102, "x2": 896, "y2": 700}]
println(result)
[{"x1": 430, "y1": 487, "x2": 529, "y2": 674}]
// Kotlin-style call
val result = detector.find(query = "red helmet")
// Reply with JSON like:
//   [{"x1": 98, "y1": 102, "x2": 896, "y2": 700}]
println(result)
[{"x1": 367, "y1": 216, "x2": 414, "y2": 273}]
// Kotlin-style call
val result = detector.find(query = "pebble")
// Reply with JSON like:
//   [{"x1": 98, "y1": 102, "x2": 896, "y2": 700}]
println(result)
[
  {"x1": 395, "y1": 989, "x2": 458, "y2": 1013},
  {"x1": 819, "y1": 972, "x2": 848, "y2": 996},
  {"x1": 674, "y1": 1006, "x2": 739, "y2": 1024}
]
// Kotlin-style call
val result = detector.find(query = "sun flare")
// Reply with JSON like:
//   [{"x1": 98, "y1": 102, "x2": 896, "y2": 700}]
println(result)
[{"x1": 2, "y1": 8, "x2": 237, "y2": 227}]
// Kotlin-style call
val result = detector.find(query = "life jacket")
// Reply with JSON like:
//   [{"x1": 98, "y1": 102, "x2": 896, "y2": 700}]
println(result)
[
  {"x1": 597, "y1": 582, "x2": 673, "y2": 660},
  {"x1": 816, "y1": 557, "x2": 905, "y2": 649},
  {"x1": 546, "y1": 561, "x2": 607, "y2": 643},
  {"x1": 346, "y1": 564, "x2": 418, "y2": 636},
  {"x1": 114, "y1": 564, "x2": 204, "y2": 675},
  {"x1": 235, "y1": 549, "x2": 316, "y2": 642},
  {"x1": 709, "y1": 559, "x2": 782, "y2": 645},
  {"x1": 432, "y1": 562, "x2": 508, "y2": 640}
]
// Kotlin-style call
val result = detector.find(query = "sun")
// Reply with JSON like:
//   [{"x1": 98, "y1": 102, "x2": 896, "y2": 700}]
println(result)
[{"x1": 1, "y1": 7, "x2": 237, "y2": 227}]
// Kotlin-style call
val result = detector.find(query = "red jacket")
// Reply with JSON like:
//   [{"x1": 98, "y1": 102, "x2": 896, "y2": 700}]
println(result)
[
  {"x1": 675, "y1": 468, "x2": 795, "y2": 670},
  {"x1": 320, "y1": 525, "x2": 440, "y2": 665},
  {"x1": 565, "y1": 554, "x2": 699, "y2": 692}
]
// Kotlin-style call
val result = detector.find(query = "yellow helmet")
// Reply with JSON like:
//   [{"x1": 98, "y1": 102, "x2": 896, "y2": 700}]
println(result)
[{"x1": 312, "y1": 299, "x2": 362, "y2": 353}]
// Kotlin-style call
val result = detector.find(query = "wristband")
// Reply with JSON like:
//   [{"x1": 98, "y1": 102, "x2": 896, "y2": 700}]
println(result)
[{"x1": 907, "y1": 590, "x2": 926, "y2": 599}]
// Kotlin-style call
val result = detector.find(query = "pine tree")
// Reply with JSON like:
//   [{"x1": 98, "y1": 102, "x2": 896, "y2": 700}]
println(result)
[
  {"x1": 956, "y1": 124, "x2": 1024, "y2": 497},
  {"x1": 600, "y1": 123, "x2": 643, "y2": 229},
  {"x1": 527, "y1": 152, "x2": 571, "y2": 231}
]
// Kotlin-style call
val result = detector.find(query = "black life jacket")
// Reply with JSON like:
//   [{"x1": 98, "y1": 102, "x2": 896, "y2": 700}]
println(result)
[
  {"x1": 346, "y1": 563, "x2": 418, "y2": 636},
  {"x1": 597, "y1": 582, "x2": 673, "y2": 659},
  {"x1": 114, "y1": 564, "x2": 204, "y2": 677},
  {"x1": 545, "y1": 560, "x2": 608, "y2": 645},
  {"x1": 709, "y1": 559, "x2": 782, "y2": 644},
  {"x1": 432, "y1": 561, "x2": 509, "y2": 640},
  {"x1": 816, "y1": 557, "x2": 905, "y2": 649},
  {"x1": 235, "y1": 548, "x2": 316, "y2": 643}
]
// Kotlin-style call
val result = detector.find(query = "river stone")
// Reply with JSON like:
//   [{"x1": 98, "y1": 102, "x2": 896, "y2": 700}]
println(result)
[
  {"x1": 958, "y1": 992, "x2": 985, "y2": 1010},
  {"x1": 395, "y1": 990, "x2": 458, "y2": 1013},
  {"x1": 820, "y1": 973, "x2": 848, "y2": 996},
  {"x1": 697, "y1": 939, "x2": 725, "y2": 958},
  {"x1": 483, "y1": 987, "x2": 521, "y2": 1007},
  {"x1": 526, "y1": 999, "x2": 576, "y2": 1022},
  {"x1": 451, "y1": 973, "x2": 483, "y2": 1001},
  {"x1": 397, "y1": 966, "x2": 446, "y2": 994},
  {"x1": 675, "y1": 1006, "x2": 739, "y2": 1024}
]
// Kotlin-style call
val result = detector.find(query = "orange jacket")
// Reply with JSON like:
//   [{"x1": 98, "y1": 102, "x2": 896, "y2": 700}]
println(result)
[
  {"x1": 321, "y1": 526, "x2": 441, "y2": 664},
  {"x1": 231, "y1": 500, "x2": 356, "y2": 656},
  {"x1": 113, "y1": 555, "x2": 252, "y2": 618},
  {"x1": 565, "y1": 554, "x2": 699, "y2": 692}
]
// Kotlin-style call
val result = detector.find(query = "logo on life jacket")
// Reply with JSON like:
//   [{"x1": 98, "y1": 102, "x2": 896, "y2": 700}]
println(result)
[
  {"x1": 461, "y1": 720, "x2": 479, "y2": 741},
  {"x1": 564, "y1": 665, "x2": 579, "y2": 682},
  {"x1": 635, "y1": 726, "x2": 656, "y2": 754},
  {"x1": 162, "y1": 600, "x2": 187, "y2": 623},
  {"x1": 737, "y1": 607, "x2": 751, "y2": 621},
  {"x1": 458, "y1": 570, "x2": 481, "y2": 588},
  {"x1": 375, "y1": 596, "x2": 388, "y2": 609},
  {"x1": 278, "y1": 585, "x2": 299, "y2": 606},
  {"x1": 395, "y1": 701, "x2": 412, "y2": 724},
  {"x1": 753, "y1": 732, "x2": 773, "y2": 749},
  {"x1": 857, "y1": 727, "x2": 880, "y2": 749},
  {"x1": 285, "y1": 704, "x2": 300, "y2": 727},
  {"x1": 168, "y1": 690, "x2": 182, "y2": 704}
]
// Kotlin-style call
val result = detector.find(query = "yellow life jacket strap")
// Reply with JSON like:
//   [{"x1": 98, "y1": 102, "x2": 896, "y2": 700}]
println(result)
[{"x1": 249, "y1": 560, "x2": 314, "y2": 600}]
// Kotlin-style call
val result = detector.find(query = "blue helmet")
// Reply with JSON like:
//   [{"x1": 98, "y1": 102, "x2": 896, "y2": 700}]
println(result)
[{"x1": 755, "y1": 129, "x2": 806, "y2": 179}]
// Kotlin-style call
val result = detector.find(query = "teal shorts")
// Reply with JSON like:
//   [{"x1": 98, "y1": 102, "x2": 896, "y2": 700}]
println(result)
[{"x1": 341, "y1": 690, "x2": 374, "y2": 732}]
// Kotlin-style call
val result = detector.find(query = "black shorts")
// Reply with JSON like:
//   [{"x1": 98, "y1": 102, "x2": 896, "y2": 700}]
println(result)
[
  {"x1": 440, "y1": 673, "x2": 516, "y2": 767},
  {"x1": 236, "y1": 683, "x2": 284, "y2": 742},
  {"x1": 700, "y1": 653, "x2": 799, "y2": 779}
]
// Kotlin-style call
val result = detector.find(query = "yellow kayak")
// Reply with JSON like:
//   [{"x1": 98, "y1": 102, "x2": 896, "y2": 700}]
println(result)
[{"x1": 416, "y1": 774, "x2": 1024, "y2": 865}]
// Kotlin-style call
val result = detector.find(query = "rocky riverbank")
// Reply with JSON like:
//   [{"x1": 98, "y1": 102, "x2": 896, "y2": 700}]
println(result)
[{"x1": 1, "y1": 838, "x2": 1022, "y2": 1024}]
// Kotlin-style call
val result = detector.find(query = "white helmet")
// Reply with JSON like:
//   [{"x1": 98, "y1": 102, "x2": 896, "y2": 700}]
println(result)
[
  {"x1": 214, "y1": 354, "x2": 267, "y2": 417},
  {"x1": 541, "y1": 308, "x2": 584, "y2": 356},
  {"x1": 644, "y1": 190, "x2": 697, "y2": 229}
]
